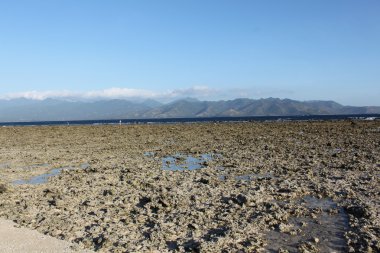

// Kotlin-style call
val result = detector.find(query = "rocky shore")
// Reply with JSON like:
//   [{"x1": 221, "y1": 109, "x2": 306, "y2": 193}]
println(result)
[{"x1": 0, "y1": 120, "x2": 379, "y2": 252}]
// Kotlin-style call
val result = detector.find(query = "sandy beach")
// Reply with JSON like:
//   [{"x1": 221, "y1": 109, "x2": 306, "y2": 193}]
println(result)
[
  {"x1": 0, "y1": 218, "x2": 93, "y2": 253},
  {"x1": 0, "y1": 120, "x2": 379, "y2": 252}
]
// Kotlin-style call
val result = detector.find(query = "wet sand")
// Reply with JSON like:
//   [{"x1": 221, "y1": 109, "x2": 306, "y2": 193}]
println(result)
[{"x1": 0, "y1": 120, "x2": 379, "y2": 252}]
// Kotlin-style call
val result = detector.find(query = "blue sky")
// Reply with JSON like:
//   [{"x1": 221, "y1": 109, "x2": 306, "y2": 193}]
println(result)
[{"x1": 0, "y1": 0, "x2": 379, "y2": 105}]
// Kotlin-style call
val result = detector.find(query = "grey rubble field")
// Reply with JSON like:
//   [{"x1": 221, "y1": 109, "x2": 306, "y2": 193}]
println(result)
[{"x1": 0, "y1": 121, "x2": 379, "y2": 252}]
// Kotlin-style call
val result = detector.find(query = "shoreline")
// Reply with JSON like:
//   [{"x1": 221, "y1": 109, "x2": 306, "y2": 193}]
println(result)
[{"x1": 1, "y1": 113, "x2": 379, "y2": 127}]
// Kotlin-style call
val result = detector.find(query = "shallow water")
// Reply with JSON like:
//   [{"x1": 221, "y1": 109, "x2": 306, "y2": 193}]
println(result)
[
  {"x1": 13, "y1": 168, "x2": 62, "y2": 185},
  {"x1": 0, "y1": 163, "x2": 10, "y2": 169},
  {"x1": 12, "y1": 163, "x2": 90, "y2": 185},
  {"x1": 144, "y1": 151, "x2": 155, "y2": 157},
  {"x1": 161, "y1": 153, "x2": 217, "y2": 171},
  {"x1": 266, "y1": 196, "x2": 349, "y2": 252},
  {"x1": 80, "y1": 163, "x2": 90, "y2": 169}
]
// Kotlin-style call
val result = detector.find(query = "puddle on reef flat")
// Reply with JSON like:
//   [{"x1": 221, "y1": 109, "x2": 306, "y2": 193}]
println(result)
[
  {"x1": 144, "y1": 151, "x2": 156, "y2": 158},
  {"x1": 161, "y1": 153, "x2": 220, "y2": 171},
  {"x1": 144, "y1": 151, "x2": 222, "y2": 171},
  {"x1": 0, "y1": 163, "x2": 10, "y2": 169},
  {"x1": 13, "y1": 168, "x2": 62, "y2": 185},
  {"x1": 12, "y1": 163, "x2": 90, "y2": 185},
  {"x1": 266, "y1": 196, "x2": 349, "y2": 253}
]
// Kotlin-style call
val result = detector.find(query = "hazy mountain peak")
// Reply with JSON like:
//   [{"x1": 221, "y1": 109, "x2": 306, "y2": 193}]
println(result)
[{"x1": 0, "y1": 98, "x2": 378, "y2": 122}]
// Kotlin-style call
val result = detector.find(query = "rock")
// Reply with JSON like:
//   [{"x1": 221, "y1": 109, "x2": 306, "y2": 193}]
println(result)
[
  {"x1": 102, "y1": 189, "x2": 113, "y2": 196},
  {"x1": 346, "y1": 205, "x2": 369, "y2": 219},
  {"x1": 0, "y1": 184, "x2": 6, "y2": 194},
  {"x1": 92, "y1": 234, "x2": 106, "y2": 250},
  {"x1": 197, "y1": 178, "x2": 209, "y2": 184},
  {"x1": 188, "y1": 224, "x2": 199, "y2": 230},
  {"x1": 183, "y1": 239, "x2": 201, "y2": 252},
  {"x1": 137, "y1": 197, "x2": 151, "y2": 208},
  {"x1": 228, "y1": 194, "x2": 248, "y2": 206}
]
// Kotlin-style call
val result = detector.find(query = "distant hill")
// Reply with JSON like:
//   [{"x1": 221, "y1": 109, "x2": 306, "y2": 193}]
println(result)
[
  {"x1": 141, "y1": 98, "x2": 380, "y2": 118},
  {"x1": 0, "y1": 97, "x2": 379, "y2": 122}
]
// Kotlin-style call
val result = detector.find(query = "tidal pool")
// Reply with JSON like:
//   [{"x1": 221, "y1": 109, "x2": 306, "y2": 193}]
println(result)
[
  {"x1": 12, "y1": 163, "x2": 90, "y2": 185},
  {"x1": 0, "y1": 163, "x2": 10, "y2": 169},
  {"x1": 144, "y1": 151, "x2": 156, "y2": 157},
  {"x1": 161, "y1": 153, "x2": 219, "y2": 171},
  {"x1": 13, "y1": 168, "x2": 62, "y2": 185},
  {"x1": 266, "y1": 196, "x2": 349, "y2": 252}
]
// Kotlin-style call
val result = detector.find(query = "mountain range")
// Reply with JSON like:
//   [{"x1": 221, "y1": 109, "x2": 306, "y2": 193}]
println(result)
[{"x1": 0, "y1": 97, "x2": 379, "y2": 122}]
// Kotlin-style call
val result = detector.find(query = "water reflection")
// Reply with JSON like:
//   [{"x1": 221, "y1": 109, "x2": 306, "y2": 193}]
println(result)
[
  {"x1": 12, "y1": 163, "x2": 90, "y2": 185},
  {"x1": 144, "y1": 151, "x2": 155, "y2": 157},
  {"x1": 266, "y1": 196, "x2": 349, "y2": 252},
  {"x1": 162, "y1": 153, "x2": 219, "y2": 171},
  {"x1": 13, "y1": 168, "x2": 62, "y2": 185}
]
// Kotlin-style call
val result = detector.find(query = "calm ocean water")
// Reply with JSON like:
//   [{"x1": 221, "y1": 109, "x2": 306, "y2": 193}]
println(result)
[{"x1": 1, "y1": 114, "x2": 379, "y2": 127}]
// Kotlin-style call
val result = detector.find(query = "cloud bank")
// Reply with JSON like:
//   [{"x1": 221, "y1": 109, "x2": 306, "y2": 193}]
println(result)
[
  {"x1": 1, "y1": 86, "x2": 221, "y2": 101},
  {"x1": 1, "y1": 86, "x2": 294, "y2": 101}
]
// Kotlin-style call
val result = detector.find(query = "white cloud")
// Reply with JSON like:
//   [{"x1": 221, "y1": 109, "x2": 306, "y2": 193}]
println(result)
[
  {"x1": 4, "y1": 90, "x2": 79, "y2": 100},
  {"x1": 1, "y1": 86, "x2": 295, "y2": 101},
  {"x1": 82, "y1": 88, "x2": 158, "y2": 99},
  {"x1": 2, "y1": 86, "x2": 221, "y2": 101},
  {"x1": 3, "y1": 88, "x2": 159, "y2": 100}
]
